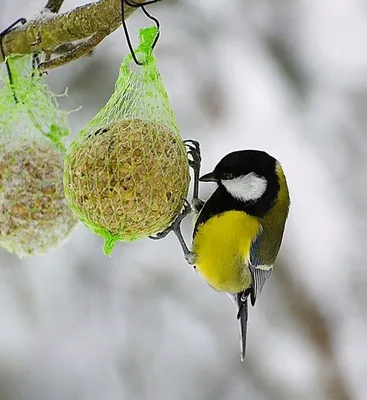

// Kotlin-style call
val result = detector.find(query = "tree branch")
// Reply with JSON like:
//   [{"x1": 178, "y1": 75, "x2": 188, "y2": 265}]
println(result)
[
  {"x1": 1, "y1": 0, "x2": 148, "y2": 66},
  {"x1": 40, "y1": 30, "x2": 106, "y2": 70}
]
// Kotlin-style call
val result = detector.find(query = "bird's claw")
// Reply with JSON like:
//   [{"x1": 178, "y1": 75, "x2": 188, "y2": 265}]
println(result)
[
  {"x1": 184, "y1": 140, "x2": 201, "y2": 172},
  {"x1": 149, "y1": 199, "x2": 192, "y2": 240},
  {"x1": 149, "y1": 228, "x2": 171, "y2": 240},
  {"x1": 183, "y1": 139, "x2": 203, "y2": 206},
  {"x1": 184, "y1": 139, "x2": 200, "y2": 152}
]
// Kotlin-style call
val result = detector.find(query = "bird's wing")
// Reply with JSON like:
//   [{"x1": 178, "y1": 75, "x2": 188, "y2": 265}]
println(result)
[
  {"x1": 249, "y1": 266, "x2": 272, "y2": 306},
  {"x1": 248, "y1": 194, "x2": 289, "y2": 303},
  {"x1": 248, "y1": 230, "x2": 273, "y2": 306}
]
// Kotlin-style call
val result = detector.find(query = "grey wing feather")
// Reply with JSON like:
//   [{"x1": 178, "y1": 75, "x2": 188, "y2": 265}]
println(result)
[{"x1": 249, "y1": 266, "x2": 272, "y2": 305}]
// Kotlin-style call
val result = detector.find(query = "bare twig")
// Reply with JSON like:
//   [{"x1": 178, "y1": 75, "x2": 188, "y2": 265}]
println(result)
[
  {"x1": 39, "y1": 30, "x2": 106, "y2": 70},
  {"x1": 53, "y1": 42, "x2": 93, "y2": 55},
  {"x1": 0, "y1": 0, "x2": 148, "y2": 66}
]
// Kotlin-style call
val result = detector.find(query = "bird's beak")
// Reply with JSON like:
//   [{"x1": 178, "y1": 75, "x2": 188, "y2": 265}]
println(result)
[{"x1": 199, "y1": 171, "x2": 217, "y2": 182}]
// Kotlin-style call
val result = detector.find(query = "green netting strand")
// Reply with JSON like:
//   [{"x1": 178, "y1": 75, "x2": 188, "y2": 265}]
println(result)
[{"x1": 0, "y1": 56, "x2": 70, "y2": 153}]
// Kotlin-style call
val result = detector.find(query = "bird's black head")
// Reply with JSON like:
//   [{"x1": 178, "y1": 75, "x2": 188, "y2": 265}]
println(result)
[{"x1": 200, "y1": 150, "x2": 280, "y2": 216}]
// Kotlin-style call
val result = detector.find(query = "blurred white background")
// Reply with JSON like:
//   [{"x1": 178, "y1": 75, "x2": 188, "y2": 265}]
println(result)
[{"x1": 1, "y1": 1, "x2": 367, "y2": 399}]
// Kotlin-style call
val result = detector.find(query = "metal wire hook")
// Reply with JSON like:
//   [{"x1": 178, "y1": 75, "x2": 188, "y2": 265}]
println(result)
[
  {"x1": 124, "y1": 0, "x2": 162, "y2": 6},
  {"x1": 121, "y1": 0, "x2": 161, "y2": 66},
  {"x1": 0, "y1": 18, "x2": 27, "y2": 102}
]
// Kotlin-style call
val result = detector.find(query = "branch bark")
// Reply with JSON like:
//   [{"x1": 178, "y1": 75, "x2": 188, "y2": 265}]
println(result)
[{"x1": 1, "y1": 0, "x2": 147, "y2": 66}]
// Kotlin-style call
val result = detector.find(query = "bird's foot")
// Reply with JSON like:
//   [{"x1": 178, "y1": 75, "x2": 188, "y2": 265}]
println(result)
[
  {"x1": 184, "y1": 139, "x2": 203, "y2": 208},
  {"x1": 184, "y1": 251, "x2": 196, "y2": 265},
  {"x1": 149, "y1": 199, "x2": 191, "y2": 240},
  {"x1": 184, "y1": 139, "x2": 201, "y2": 174}
]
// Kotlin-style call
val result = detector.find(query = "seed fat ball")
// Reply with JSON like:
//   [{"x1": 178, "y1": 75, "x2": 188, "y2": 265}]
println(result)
[
  {"x1": 64, "y1": 119, "x2": 190, "y2": 241},
  {"x1": 0, "y1": 140, "x2": 78, "y2": 257}
]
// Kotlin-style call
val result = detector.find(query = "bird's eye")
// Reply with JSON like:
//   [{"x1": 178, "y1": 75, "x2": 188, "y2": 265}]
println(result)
[{"x1": 222, "y1": 172, "x2": 234, "y2": 180}]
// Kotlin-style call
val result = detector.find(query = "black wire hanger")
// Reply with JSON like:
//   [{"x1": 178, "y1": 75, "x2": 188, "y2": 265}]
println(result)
[
  {"x1": 121, "y1": 0, "x2": 161, "y2": 66},
  {"x1": 0, "y1": 18, "x2": 27, "y2": 102}
]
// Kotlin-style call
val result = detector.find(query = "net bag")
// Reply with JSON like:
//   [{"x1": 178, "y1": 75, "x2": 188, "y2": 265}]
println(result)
[
  {"x1": 0, "y1": 55, "x2": 78, "y2": 257},
  {"x1": 64, "y1": 26, "x2": 190, "y2": 255}
]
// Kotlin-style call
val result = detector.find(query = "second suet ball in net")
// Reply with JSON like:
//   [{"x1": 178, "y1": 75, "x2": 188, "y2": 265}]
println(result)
[
  {"x1": 0, "y1": 55, "x2": 78, "y2": 257},
  {"x1": 0, "y1": 140, "x2": 77, "y2": 257}
]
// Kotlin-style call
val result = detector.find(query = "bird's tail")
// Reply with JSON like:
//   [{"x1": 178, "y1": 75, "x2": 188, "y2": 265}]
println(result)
[{"x1": 237, "y1": 293, "x2": 249, "y2": 362}]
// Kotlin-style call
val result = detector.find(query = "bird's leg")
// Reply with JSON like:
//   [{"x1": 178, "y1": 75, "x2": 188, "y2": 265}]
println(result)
[
  {"x1": 148, "y1": 198, "x2": 190, "y2": 241},
  {"x1": 149, "y1": 139, "x2": 202, "y2": 241},
  {"x1": 148, "y1": 200, "x2": 190, "y2": 240},
  {"x1": 172, "y1": 202, "x2": 195, "y2": 265},
  {"x1": 184, "y1": 139, "x2": 204, "y2": 213},
  {"x1": 149, "y1": 200, "x2": 195, "y2": 264}
]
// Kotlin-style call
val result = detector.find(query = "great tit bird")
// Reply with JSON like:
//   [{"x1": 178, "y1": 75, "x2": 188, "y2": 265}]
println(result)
[{"x1": 151, "y1": 141, "x2": 290, "y2": 361}]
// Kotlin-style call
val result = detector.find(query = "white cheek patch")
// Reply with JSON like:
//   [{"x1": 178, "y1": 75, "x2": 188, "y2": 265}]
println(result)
[{"x1": 222, "y1": 173, "x2": 267, "y2": 202}]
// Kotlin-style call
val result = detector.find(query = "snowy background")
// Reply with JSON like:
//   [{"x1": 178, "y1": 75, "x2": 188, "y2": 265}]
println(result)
[{"x1": 1, "y1": 0, "x2": 367, "y2": 399}]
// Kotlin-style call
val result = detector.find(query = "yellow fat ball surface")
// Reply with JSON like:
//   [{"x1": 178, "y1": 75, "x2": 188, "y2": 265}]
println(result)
[
  {"x1": 64, "y1": 119, "x2": 190, "y2": 242},
  {"x1": 0, "y1": 140, "x2": 78, "y2": 257}
]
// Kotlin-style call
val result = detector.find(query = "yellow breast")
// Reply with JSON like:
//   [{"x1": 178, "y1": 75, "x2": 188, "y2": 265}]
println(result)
[{"x1": 192, "y1": 211, "x2": 261, "y2": 293}]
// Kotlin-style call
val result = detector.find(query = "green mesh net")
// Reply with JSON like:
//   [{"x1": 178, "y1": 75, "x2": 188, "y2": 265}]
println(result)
[
  {"x1": 0, "y1": 55, "x2": 78, "y2": 257},
  {"x1": 64, "y1": 26, "x2": 190, "y2": 255}
]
